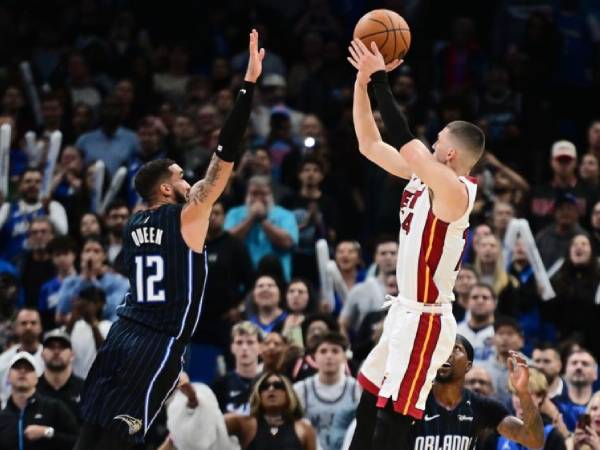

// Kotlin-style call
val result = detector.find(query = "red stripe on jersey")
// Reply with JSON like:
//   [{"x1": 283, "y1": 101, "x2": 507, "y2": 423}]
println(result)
[
  {"x1": 387, "y1": 313, "x2": 431, "y2": 411},
  {"x1": 396, "y1": 314, "x2": 442, "y2": 417},
  {"x1": 416, "y1": 212, "x2": 435, "y2": 302},
  {"x1": 358, "y1": 372, "x2": 381, "y2": 396},
  {"x1": 424, "y1": 218, "x2": 449, "y2": 303}
]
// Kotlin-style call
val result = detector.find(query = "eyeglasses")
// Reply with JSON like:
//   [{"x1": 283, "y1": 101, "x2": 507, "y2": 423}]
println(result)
[{"x1": 259, "y1": 380, "x2": 285, "y2": 392}]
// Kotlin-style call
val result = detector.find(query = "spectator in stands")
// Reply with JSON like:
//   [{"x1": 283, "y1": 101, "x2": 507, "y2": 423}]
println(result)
[
  {"x1": 333, "y1": 240, "x2": 365, "y2": 299},
  {"x1": 153, "y1": 44, "x2": 191, "y2": 107},
  {"x1": 190, "y1": 200, "x2": 254, "y2": 382},
  {"x1": 473, "y1": 234, "x2": 519, "y2": 310},
  {"x1": 294, "y1": 332, "x2": 360, "y2": 450},
  {"x1": 532, "y1": 343, "x2": 565, "y2": 399},
  {"x1": 66, "y1": 51, "x2": 102, "y2": 110},
  {"x1": 480, "y1": 152, "x2": 530, "y2": 212},
  {"x1": 223, "y1": 372, "x2": 317, "y2": 450},
  {"x1": 508, "y1": 238, "x2": 556, "y2": 353},
  {"x1": 56, "y1": 236, "x2": 129, "y2": 323},
  {"x1": 0, "y1": 351, "x2": 79, "y2": 449},
  {"x1": 260, "y1": 332, "x2": 288, "y2": 374},
  {"x1": 579, "y1": 153, "x2": 599, "y2": 195},
  {"x1": 225, "y1": 175, "x2": 298, "y2": 281},
  {"x1": 554, "y1": 349, "x2": 598, "y2": 432},
  {"x1": 549, "y1": 234, "x2": 600, "y2": 358},
  {"x1": 339, "y1": 236, "x2": 397, "y2": 336},
  {"x1": 248, "y1": 275, "x2": 287, "y2": 334},
  {"x1": 566, "y1": 391, "x2": 600, "y2": 450},
  {"x1": 50, "y1": 146, "x2": 86, "y2": 233},
  {"x1": 0, "y1": 272, "x2": 19, "y2": 352},
  {"x1": 71, "y1": 102, "x2": 94, "y2": 141},
  {"x1": 0, "y1": 169, "x2": 68, "y2": 262},
  {"x1": 457, "y1": 283, "x2": 497, "y2": 361},
  {"x1": 65, "y1": 285, "x2": 112, "y2": 379},
  {"x1": 37, "y1": 329, "x2": 84, "y2": 422},
  {"x1": 464, "y1": 223, "x2": 493, "y2": 264},
  {"x1": 38, "y1": 236, "x2": 77, "y2": 330},
  {"x1": 453, "y1": 265, "x2": 479, "y2": 321},
  {"x1": 537, "y1": 193, "x2": 586, "y2": 269},
  {"x1": 0, "y1": 308, "x2": 44, "y2": 406},
  {"x1": 492, "y1": 201, "x2": 515, "y2": 240},
  {"x1": 17, "y1": 217, "x2": 56, "y2": 308},
  {"x1": 586, "y1": 119, "x2": 600, "y2": 161},
  {"x1": 39, "y1": 93, "x2": 64, "y2": 136},
  {"x1": 211, "y1": 321, "x2": 262, "y2": 414},
  {"x1": 481, "y1": 316, "x2": 525, "y2": 407},
  {"x1": 288, "y1": 313, "x2": 350, "y2": 382},
  {"x1": 103, "y1": 200, "x2": 129, "y2": 274},
  {"x1": 78, "y1": 212, "x2": 103, "y2": 242},
  {"x1": 282, "y1": 155, "x2": 338, "y2": 283},
  {"x1": 170, "y1": 113, "x2": 208, "y2": 181},
  {"x1": 279, "y1": 279, "x2": 316, "y2": 347},
  {"x1": 464, "y1": 365, "x2": 495, "y2": 396},
  {"x1": 76, "y1": 96, "x2": 140, "y2": 176},
  {"x1": 591, "y1": 201, "x2": 600, "y2": 254},
  {"x1": 530, "y1": 141, "x2": 589, "y2": 231},
  {"x1": 113, "y1": 78, "x2": 142, "y2": 128}
]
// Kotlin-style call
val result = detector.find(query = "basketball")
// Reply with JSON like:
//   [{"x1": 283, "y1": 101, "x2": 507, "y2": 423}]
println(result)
[{"x1": 353, "y1": 9, "x2": 411, "y2": 64}]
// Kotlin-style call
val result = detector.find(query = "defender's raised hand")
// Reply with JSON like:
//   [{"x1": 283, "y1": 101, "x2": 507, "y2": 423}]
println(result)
[
  {"x1": 508, "y1": 350, "x2": 530, "y2": 394},
  {"x1": 244, "y1": 29, "x2": 265, "y2": 83}
]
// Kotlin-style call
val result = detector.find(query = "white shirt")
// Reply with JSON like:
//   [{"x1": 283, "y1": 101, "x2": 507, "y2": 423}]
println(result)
[
  {"x1": 339, "y1": 277, "x2": 386, "y2": 333},
  {"x1": 69, "y1": 320, "x2": 112, "y2": 378},
  {"x1": 456, "y1": 320, "x2": 495, "y2": 360},
  {"x1": 0, "y1": 200, "x2": 68, "y2": 234}
]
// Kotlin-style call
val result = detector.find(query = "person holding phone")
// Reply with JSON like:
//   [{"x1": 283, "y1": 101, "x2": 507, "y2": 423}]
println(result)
[{"x1": 567, "y1": 392, "x2": 600, "y2": 450}]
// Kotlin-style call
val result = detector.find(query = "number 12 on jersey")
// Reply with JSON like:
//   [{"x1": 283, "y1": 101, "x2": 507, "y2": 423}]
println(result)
[{"x1": 135, "y1": 255, "x2": 166, "y2": 302}]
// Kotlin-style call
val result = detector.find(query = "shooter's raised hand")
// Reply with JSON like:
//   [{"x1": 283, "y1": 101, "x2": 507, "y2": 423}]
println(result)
[{"x1": 244, "y1": 29, "x2": 266, "y2": 83}]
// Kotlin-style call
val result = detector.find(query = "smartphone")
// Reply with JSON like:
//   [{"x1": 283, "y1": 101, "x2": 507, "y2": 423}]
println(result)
[{"x1": 577, "y1": 413, "x2": 591, "y2": 430}]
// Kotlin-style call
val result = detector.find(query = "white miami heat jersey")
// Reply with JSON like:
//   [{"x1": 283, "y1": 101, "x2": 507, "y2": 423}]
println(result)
[{"x1": 396, "y1": 175, "x2": 477, "y2": 304}]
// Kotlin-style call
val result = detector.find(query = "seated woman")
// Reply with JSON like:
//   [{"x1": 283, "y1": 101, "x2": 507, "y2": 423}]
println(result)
[{"x1": 225, "y1": 372, "x2": 317, "y2": 450}]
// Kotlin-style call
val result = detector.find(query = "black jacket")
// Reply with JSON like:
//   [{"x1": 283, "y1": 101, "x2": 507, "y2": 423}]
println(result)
[{"x1": 0, "y1": 392, "x2": 79, "y2": 450}]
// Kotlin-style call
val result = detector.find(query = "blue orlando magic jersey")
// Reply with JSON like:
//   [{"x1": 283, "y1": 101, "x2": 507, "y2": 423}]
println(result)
[
  {"x1": 117, "y1": 203, "x2": 207, "y2": 341},
  {"x1": 409, "y1": 389, "x2": 510, "y2": 450}
]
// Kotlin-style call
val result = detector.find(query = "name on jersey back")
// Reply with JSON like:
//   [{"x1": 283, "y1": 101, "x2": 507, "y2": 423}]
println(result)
[{"x1": 131, "y1": 227, "x2": 163, "y2": 247}]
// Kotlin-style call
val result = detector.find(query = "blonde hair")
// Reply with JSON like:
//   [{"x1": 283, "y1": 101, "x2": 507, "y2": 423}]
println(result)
[
  {"x1": 587, "y1": 391, "x2": 600, "y2": 413},
  {"x1": 231, "y1": 321, "x2": 263, "y2": 342},
  {"x1": 508, "y1": 367, "x2": 548, "y2": 396},
  {"x1": 249, "y1": 372, "x2": 303, "y2": 421},
  {"x1": 474, "y1": 235, "x2": 517, "y2": 296}
]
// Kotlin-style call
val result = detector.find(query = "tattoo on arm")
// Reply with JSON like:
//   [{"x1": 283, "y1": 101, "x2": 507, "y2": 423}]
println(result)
[
  {"x1": 187, "y1": 154, "x2": 224, "y2": 205},
  {"x1": 498, "y1": 395, "x2": 544, "y2": 447}
]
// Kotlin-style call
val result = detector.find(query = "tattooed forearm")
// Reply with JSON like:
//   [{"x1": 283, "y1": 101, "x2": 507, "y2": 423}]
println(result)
[{"x1": 188, "y1": 154, "x2": 226, "y2": 205}]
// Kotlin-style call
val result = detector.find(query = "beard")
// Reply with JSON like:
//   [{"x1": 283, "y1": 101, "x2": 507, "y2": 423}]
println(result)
[
  {"x1": 46, "y1": 360, "x2": 67, "y2": 372},
  {"x1": 173, "y1": 189, "x2": 187, "y2": 204},
  {"x1": 435, "y1": 371, "x2": 454, "y2": 383}
]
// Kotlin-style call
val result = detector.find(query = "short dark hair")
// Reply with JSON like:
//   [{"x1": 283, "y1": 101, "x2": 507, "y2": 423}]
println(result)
[
  {"x1": 78, "y1": 285, "x2": 106, "y2": 304},
  {"x1": 314, "y1": 331, "x2": 348, "y2": 352},
  {"x1": 447, "y1": 120, "x2": 485, "y2": 165},
  {"x1": 494, "y1": 315, "x2": 523, "y2": 336},
  {"x1": 106, "y1": 199, "x2": 130, "y2": 214},
  {"x1": 533, "y1": 342, "x2": 561, "y2": 359},
  {"x1": 134, "y1": 158, "x2": 176, "y2": 203},
  {"x1": 374, "y1": 234, "x2": 397, "y2": 252},
  {"x1": 81, "y1": 235, "x2": 107, "y2": 253},
  {"x1": 468, "y1": 282, "x2": 496, "y2": 300},
  {"x1": 298, "y1": 154, "x2": 324, "y2": 173},
  {"x1": 47, "y1": 236, "x2": 78, "y2": 255}
]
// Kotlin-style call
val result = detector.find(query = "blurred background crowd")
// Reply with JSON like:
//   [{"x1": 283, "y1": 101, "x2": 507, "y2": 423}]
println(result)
[{"x1": 0, "y1": 0, "x2": 599, "y2": 449}]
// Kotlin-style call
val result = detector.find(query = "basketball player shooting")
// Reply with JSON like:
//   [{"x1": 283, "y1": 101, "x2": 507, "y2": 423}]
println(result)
[
  {"x1": 73, "y1": 30, "x2": 265, "y2": 450},
  {"x1": 347, "y1": 39, "x2": 485, "y2": 450}
]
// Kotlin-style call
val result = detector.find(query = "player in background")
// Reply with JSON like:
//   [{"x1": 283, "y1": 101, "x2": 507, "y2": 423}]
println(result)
[
  {"x1": 73, "y1": 30, "x2": 265, "y2": 450},
  {"x1": 347, "y1": 39, "x2": 485, "y2": 450}
]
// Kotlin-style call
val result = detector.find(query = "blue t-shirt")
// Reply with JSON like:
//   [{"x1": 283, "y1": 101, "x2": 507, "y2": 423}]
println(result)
[
  {"x1": 38, "y1": 276, "x2": 63, "y2": 312},
  {"x1": 56, "y1": 272, "x2": 130, "y2": 321},
  {"x1": 224, "y1": 205, "x2": 298, "y2": 281},
  {"x1": 76, "y1": 127, "x2": 139, "y2": 176},
  {"x1": 553, "y1": 392, "x2": 588, "y2": 432}
]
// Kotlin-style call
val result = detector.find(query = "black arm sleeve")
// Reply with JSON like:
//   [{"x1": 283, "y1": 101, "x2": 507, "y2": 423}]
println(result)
[
  {"x1": 370, "y1": 70, "x2": 415, "y2": 149},
  {"x1": 215, "y1": 81, "x2": 255, "y2": 162}
]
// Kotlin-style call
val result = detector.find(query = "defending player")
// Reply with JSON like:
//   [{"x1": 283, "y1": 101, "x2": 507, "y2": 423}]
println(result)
[
  {"x1": 73, "y1": 30, "x2": 265, "y2": 450},
  {"x1": 409, "y1": 336, "x2": 544, "y2": 450},
  {"x1": 347, "y1": 39, "x2": 485, "y2": 450}
]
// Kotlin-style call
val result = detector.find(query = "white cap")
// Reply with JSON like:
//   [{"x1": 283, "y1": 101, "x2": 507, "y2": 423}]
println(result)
[
  {"x1": 8, "y1": 351, "x2": 43, "y2": 377},
  {"x1": 551, "y1": 140, "x2": 577, "y2": 160},
  {"x1": 262, "y1": 73, "x2": 286, "y2": 88}
]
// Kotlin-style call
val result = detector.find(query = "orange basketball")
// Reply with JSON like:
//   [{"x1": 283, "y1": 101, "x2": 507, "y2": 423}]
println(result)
[{"x1": 353, "y1": 9, "x2": 411, "y2": 64}]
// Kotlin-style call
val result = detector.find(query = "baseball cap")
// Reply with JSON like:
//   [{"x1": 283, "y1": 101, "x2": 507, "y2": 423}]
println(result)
[
  {"x1": 8, "y1": 352, "x2": 43, "y2": 376},
  {"x1": 494, "y1": 315, "x2": 524, "y2": 336},
  {"x1": 262, "y1": 74, "x2": 286, "y2": 88},
  {"x1": 551, "y1": 140, "x2": 577, "y2": 160},
  {"x1": 43, "y1": 329, "x2": 72, "y2": 348},
  {"x1": 555, "y1": 192, "x2": 578, "y2": 209}
]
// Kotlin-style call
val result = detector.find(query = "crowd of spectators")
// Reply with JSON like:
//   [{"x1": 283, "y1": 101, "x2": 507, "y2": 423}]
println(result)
[{"x1": 0, "y1": 0, "x2": 599, "y2": 449}]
